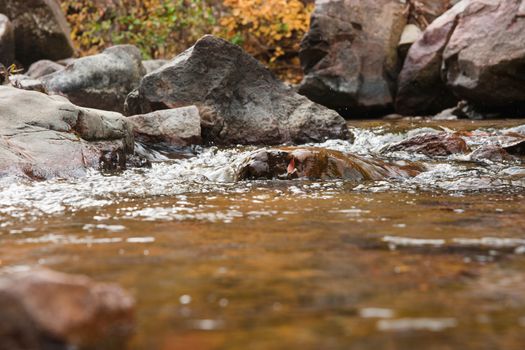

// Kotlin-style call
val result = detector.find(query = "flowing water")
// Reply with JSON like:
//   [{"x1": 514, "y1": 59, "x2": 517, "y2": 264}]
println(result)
[{"x1": 1, "y1": 119, "x2": 525, "y2": 349}]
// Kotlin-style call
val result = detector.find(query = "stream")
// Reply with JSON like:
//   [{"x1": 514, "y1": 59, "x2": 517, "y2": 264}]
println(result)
[{"x1": 1, "y1": 119, "x2": 524, "y2": 349}]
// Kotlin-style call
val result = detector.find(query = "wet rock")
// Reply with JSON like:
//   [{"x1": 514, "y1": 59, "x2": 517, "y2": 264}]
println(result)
[
  {"x1": 43, "y1": 45, "x2": 146, "y2": 113},
  {"x1": 385, "y1": 132, "x2": 470, "y2": 157},
  {"x1": 128, "y1": 106, "x2": 202, "y2": 147},
  {"x1": 470, "y1": 145, "x2": 514, "y2": 163},
  {"x1": 127, "y1": 35, "x2": 348, "y2": 145},
  {"x1": 298, "y1": 0, "x2": 408, "y2": 116},
  {"x1": 142, "y1": 59, "x2": 168, "y2": 73},
  {"x1": 443, "y1": 0, "x2": 525, "y2": 113},
  {"x1": 26, "y1": 59, "x2": 64, "y2": 79},
  {"x1": 0, "y1": 0, "x2": 74, "y2": 67},
  {"x1": 395, "y1": 1, "x2": 469, "y2": 116},
  {"x1": 234, "y1": 147, "x2": 423, "y2": 181},
  {"x1": 0, "y1": 268, "x2": 134, "y2": 349},
  {"x1": 0, "y1": 86, "x2": 135, "y2": 179},
  {"x1": 0, "y1": 14, "x2": 14, "y2": 67}
]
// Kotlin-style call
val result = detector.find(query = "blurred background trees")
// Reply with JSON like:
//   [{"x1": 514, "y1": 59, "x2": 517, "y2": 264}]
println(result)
[{"x1": 59, "y1": 0, "x2": 313, "y2": 83}]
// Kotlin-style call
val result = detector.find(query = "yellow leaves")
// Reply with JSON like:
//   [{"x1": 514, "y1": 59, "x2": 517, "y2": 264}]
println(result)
[{"x1": 60, "y1": 0, "x2": 313, "y2": 82}]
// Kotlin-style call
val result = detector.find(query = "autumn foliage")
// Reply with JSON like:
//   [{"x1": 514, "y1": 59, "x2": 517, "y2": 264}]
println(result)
[{"x1": 59, "y1": 0, "x2": 313, "y2": 82}]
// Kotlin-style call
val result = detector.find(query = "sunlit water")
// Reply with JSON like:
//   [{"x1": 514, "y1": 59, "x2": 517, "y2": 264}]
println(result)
[{"x1": 0, "y1": 119, "x2": 524, "y2": 349}]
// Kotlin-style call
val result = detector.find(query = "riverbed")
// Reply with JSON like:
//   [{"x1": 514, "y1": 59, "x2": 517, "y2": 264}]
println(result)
[{"x1": 1, "y1": 119, "x2": 524, "y2": 349}]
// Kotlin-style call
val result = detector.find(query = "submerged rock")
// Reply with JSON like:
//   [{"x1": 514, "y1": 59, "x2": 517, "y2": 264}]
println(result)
[
  {"x1": 234, "y1": 147, "x2": 423, "y2": 181},
  {"x1": 128, "y1": 106, "x2": 202, "y2": 147},
  {"x1": 26, "y1": 59, "x2": 64, "y2": 79},
  {"x1": 0, "y1": 0, "x2": 74, "y2": 67},
  {"x1": 470, "y1": 145, "x2": 514, "y2": 163},
  {"x1": 0, "y1": 268, "x2": 134, "y2": 349},
  {"x1": 43, "y1": 45, "x2": 146, "y2": 113},
  {"x1": 0, "y1": 86, "x2": 135, "y2": 179},
  {"x1": 0, "y1": 14, "x2": 14, "y2": 67},
  {"x1": 385, "y1": 132, "x2": 470, "y2": 157},
  {"x1": 298, "y1": 0, "x2": 408, "y2": 116},
  {"x1": 126, "y1": 35, "x2": 349, "y2": 145}
]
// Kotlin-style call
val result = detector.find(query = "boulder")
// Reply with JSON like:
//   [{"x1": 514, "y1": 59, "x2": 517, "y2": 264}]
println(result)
[
  {"x1": 126, "y1": 35, "x2": 348, "y2": 145},
  {"x1": 26, "y1": 59, "x2": 64, "y2": 79},
  {"x1": 384, "y1": 132, "x2": 470, "y2": 157},
  {"x1": 0, "y1": 13, "x2": 14, "y2": 67},
  {"x1": 0, "y1": 0, "x2": 74, "y2": 67},
  {"x1": 0, "y1": 268, "x2": 134, "y2": 349},
  {"x1": 397, "y1": 0, "x2": 525, "y2": 116},
  {"x1": 128, "y1": 106, "x2": 202, "y2": 147},
  {"x1": 297, "y1": 0, "x2": 408, "y2": 117},
  {"x1": 43, "y1": 45, "x2": 146, "y2": 113},
  {"x1": 395, "y1": 1, "x2": 470, "y2": 116},
  {"x1": 232, "y1": 147, "x2": 423, "y2": 181},
  {"x1": 443, "y1": 0, "x2": 525, "y2": 113},
  {"x1": 0, "y1": 86, "x2": 136, "y2": 179}
]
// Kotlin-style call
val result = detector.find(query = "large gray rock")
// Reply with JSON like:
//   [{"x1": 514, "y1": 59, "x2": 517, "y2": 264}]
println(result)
[
  {"x1": 443, "y1": 0, "x2": 525, "y2": 113},
  {"x1": 0, "y1": 13, "x2": 14, "y2": 67},
  {"x1": 297, "y1": 0, "x2": 408, "y2": 117},
  {"x1": 126, "y1": 35, "x2": 349, "y2": 145},
  {"x1": 26, "y1": 59, "x2": 64, "y2": 79},
  {"x1": 397, "y1": 0, "x2": 525, "y2": 116},
  {"x1": 0, "y1": 0, "x2": 74, "y2": 67},
  {"x1": 0, "y1": 268, "x2": 134, "y2": 349},
  {"x1": 43, "y1": 45, "x2": 146, "y2": 113},
  {"x1": 0, "y1": 86, "x2": 135, "y2": 179},
  {"x1": 128, "y1": 106, "x2": 202, "y2": 147}
]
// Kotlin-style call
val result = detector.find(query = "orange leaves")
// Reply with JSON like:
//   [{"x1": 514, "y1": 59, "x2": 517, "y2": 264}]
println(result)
[
  {"x1": 219, "y1": 0, "x2": 313, "y2": 82},
  {"x1": 59, "y1": 0, "x2": 313, "y2": 83}
]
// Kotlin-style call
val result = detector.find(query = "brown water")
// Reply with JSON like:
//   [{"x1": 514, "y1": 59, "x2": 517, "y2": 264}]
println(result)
[{"x1": 1, "y1": 119, "x2": 524, "y2": 349}]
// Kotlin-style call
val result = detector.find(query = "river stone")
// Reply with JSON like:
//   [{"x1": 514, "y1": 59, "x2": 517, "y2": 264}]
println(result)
[
  {"x1": 0, "y1": 86, "x2": 135, "y2": 179},
  {"x1": 395, "y1": 1, "x2": 470, "y2": 116},
  {"x1": 297, "y1": 0, "x2": 408, "y2": 117},
  {"x1": 43, "y1": 45, "x2": 146, "y2": 113},
  {"x1": 385, "y1": 132, "x2": 470, "y2": 157},
  {"x1": 442, "y1": 0, "x2": 525, "y2": 113},
  {"x1": 128, "y1": 106, "x2": 202, "y2": 147},
  {"x1": 126, "y1": 35, "x2": 349, "y2": 145},
  {"x1": 0, "y1": 268, "x2": 134, "y2": 349},
  {"x1": 0, "y1": 14, "x2": 14, "y2": 67},
  {"x1": 0, "y1": 0, "x2": 74, "y2": 67},
  {"x1": 26, "y1": 59, "x2": 64, "y2": 78},
  {"x1": 232, "y1": 147, "x2": 423, "y2": 181}
]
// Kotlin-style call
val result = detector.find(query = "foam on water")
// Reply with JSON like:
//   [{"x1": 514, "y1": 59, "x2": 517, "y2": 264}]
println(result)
[{"x1": 0, "y1": 125, "x2": 522, "y2": 222}]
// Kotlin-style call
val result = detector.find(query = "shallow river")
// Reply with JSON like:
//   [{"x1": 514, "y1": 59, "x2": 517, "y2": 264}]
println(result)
[{"x1": 1, "y1": 119, "x2": 525, "y2": 349}]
